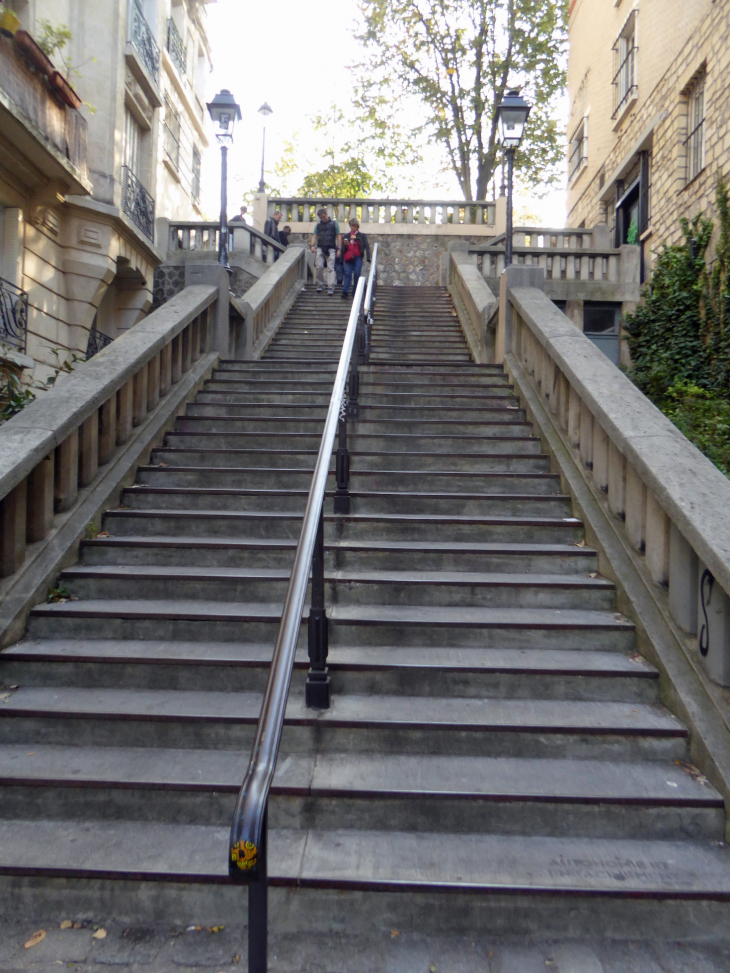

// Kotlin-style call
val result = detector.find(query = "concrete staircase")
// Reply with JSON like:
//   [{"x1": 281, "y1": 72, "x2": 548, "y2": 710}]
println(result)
[{"x1": 1, "y1": 284, "x2": 730, "y2": 937}]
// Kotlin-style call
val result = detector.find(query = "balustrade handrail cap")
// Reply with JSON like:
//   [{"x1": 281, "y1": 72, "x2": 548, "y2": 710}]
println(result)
[
  {"x1": 269, "y1": 196, "x2": 496, "y2": 206},
  {"x1": 0, "y1": 284, "x2": 217, "y2": 501},
  {"x1": 241, "y1": 247, "x2": 303, "y2": 314},
  {"x1": 509, "y1": 285, "x2": 730, "y2": 596}
]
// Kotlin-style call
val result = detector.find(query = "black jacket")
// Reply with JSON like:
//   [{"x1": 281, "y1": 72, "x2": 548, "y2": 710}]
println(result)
[{"x1": 263, "y1": 217, "x2": 281, "y2": 243}]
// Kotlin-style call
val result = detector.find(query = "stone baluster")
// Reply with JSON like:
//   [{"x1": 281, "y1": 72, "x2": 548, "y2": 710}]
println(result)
[
  {"x1": 26, "y1": 453, "x2": 54, "y2": 543},
  {"x1": 98, "y1": 397, "x2": 117, "y2": 466},
  {"x1": 55, "y1": 431, "x2": 79, "y2": 512},
  {"x1": 79, "y1": 411, "x2": 99, "y2": 486},
  {"x1": 117, "y1": 380, "x2": 134, "y2": 445}
]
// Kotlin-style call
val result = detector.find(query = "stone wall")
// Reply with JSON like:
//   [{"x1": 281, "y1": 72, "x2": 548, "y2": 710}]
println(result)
[
  {"x1": 153, "y1": 262, "x2": 258, "y2": 309},
  {"x1": 567, "y1": 0, "x2": 726, "y2": 266},
  {"x1": 287, "y1": 233, "x2": 491, "y2": 286}
]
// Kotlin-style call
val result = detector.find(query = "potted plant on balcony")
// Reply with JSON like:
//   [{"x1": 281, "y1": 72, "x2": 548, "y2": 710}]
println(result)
[
  {"x1": 13, "y1": 29, "x2": 54, "y2": 75},
  {"x1": 48, "y1": 69, "x2": 81, "y2": 108},
  {"x1": 0, "y1": 7, "x2": 21, "y2": 36}
]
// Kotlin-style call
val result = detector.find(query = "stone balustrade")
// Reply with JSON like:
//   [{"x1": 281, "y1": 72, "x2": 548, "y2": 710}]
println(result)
[
  {"x1": 474, "y1": 247, "x2": 625, "y2": 283},
  {"x1": 500, "y1": 273, "x2": 730, "y2": 687},
  {"x1": 0, "y1": 285, "x2": 219, "y2": 582},
  {"x1": 267, "y1": 197, "x2": 499, "y2": 236},
  {"x1": 169, "y1": 222, "x2": 284, "y2": 265}
]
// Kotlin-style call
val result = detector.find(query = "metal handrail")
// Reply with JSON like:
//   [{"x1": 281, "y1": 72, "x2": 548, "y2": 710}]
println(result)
[
  {"x1": 363, "y1": 242, "x2": 378, "y2": 361},
  {"x1": 228, "y1": 273, "x2": 369, "y2": 972}
]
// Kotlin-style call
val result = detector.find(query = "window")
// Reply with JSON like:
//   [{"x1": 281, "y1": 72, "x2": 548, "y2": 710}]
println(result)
[
  {"x1": 191, "y1": 145, "x2": 201, "y2": 203},
  {"x1": 569, "y1": 117, "x2": 588, "y2": 181},
  {"x1": 612, "y1": 11, "x2": 637, "y2": 120},
  {"x1": 164, "y1": 95, "x2": 181, "y2": 169},
  {"x1": 123, "y1": 108, "x2": 141, "y2": 176},
  {"x1": 685, "y1": 74, "x2": 705, "y2": 183}
]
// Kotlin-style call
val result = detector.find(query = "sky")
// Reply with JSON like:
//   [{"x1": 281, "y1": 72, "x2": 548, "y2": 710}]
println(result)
[{"x1": 199, "y1": 0, "x2": 567, "y2": 227}]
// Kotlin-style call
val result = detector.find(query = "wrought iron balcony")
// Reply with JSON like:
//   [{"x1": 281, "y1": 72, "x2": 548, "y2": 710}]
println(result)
[
  {"x1": 166, "y1": 18, "x2": 187, "y2": 76},
  {"x1": 122, "y1": 165, "x2": 155, "y2": 242},
  {"x1": 129, "y1": 0, "x2": 160, "y2": 85},
  {"x1": 0, "y1": 276, "x2": 29, "y2": 353},
  {"x1": 86, "y1": 328, "x2": 114, "y2": 360}
]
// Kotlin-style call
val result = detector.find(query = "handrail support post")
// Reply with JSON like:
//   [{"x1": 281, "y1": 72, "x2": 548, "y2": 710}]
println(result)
[
  {"x1": 335, "y1": 384, "x2": 351, "y2": 514},
  {"x1": 306, "y1": 504, "x2": 330, "y2": 708},
  {"x1": 247, "y1": 803, "x2": 268, "y2": 973}
]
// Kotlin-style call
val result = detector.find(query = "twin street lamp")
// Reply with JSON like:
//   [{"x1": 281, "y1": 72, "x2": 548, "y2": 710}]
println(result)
[{"x1": 495, "y1": 89, "x2": 531, "y2": 268}]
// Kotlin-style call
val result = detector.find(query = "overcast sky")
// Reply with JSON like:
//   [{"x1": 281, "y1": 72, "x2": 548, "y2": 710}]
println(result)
[{"x1": 199, "y1": 0, "x2": 566, "y2": 226}]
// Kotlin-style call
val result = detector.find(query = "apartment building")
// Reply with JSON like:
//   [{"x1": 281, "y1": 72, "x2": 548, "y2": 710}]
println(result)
[
  {"x1": 566, "y1": 0, "x2": 724, "y2": 278},
  {"x1": 0, "y1": 0, "x2": 212, "y2": 387}
]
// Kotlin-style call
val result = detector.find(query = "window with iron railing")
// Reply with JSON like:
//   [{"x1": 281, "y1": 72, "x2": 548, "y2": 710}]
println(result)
[
  {"x1": 129, "y1": 0, "x2": 160, "y2": 86},
  {"x1": 569, "y1": 117, "x2": 588, "y2": 181},
  {"x1": 0, "y1": 276, "x2": 28, "y2": 353},
  {"x1": 164, "y1": 95, "x2": 181, "y2": 170},
  {"x1": 612, "y1": 12, "x2": 637, "y2": 120},
  {"x1": 685, "y1": 75, "x2": 705, "y2": 183},
  {"x1": 122, "y1": 165, "x2": 155, "y2": 241},
  {"x1": 166, "y1": 17, "x2": 187, "y2": 76},
  {"x1": 192, "y1": 145, "x2": 201, "y2": 204}
]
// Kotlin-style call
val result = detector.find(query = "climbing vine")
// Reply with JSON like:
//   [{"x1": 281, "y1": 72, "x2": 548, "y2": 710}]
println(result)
[{"x1": 624, "y1": 176, "x2": 730, "y2": 475}]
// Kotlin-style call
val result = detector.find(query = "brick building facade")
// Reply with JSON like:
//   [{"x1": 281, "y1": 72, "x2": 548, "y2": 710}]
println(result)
[{"x1": 566, "y1": 0, "x2": 727, "y2": 277}]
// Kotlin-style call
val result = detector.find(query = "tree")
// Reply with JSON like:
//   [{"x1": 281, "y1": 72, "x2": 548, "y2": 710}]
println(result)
[
  {"x1": 355, "y1": 0, "x2": 568, "y2": 201},
  {"x1": 271, "y1": 106, "x2": 420, "y2": 198}
]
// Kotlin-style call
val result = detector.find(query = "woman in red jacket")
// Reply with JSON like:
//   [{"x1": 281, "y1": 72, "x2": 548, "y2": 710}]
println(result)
[{"x1": 340, "y1": 219, "x2": 371, "y2": 299}]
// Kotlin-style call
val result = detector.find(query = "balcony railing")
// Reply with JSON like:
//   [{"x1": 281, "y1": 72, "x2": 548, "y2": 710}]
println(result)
[
  {"x1": 166, "y1": 18, "x2": 186, "y2": 76},
  {"x1": 85, "y1": 329, "x2": 114, "y2": 360},
  {"x1": 130, "y1": 0, "x2": 160, "y2": 85},
  {"x1": 122, "y1": 165, "x2": 155, "y2": 242},
  {"x1": 0, "y1": 276, "x2": 29, "y2": 353}
]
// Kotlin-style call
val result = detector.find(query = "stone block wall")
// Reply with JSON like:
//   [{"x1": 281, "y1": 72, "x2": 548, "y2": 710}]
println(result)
[
  {"x1": 568, "y1": 1, "x2": 728, "y2": 267},
  {"x1": 153, "y1": 262, "x2": 257, "y2": 309},
  {"x1": 287, "y1": 233, "x2": 489, "y2": 286}
]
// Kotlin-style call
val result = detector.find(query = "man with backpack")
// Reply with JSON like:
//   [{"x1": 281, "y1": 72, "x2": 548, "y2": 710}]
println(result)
[
  {"x1": 340, "y1": 218, "x2": 371, "y2": 299},
  {"x1": 310, "y1": 209, "x2": 341, "y2": 294}
]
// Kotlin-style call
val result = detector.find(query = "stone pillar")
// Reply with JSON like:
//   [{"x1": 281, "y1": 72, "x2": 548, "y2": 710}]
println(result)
[
  {"x1": 496, "y1": 265, "x2": 545, "y2": 364},
  {"x1": 252, "y1": 193, "x2": 268, "y2": 232},
  {"x1": 184, "y1": 263, "x2": 231, "y2": 355},
  {"x1": 669, "y1": 524, "x2": 699, "y2": 634},
  {"x1": 698, "y1": 565, "x2": 730, "y2": 687}
]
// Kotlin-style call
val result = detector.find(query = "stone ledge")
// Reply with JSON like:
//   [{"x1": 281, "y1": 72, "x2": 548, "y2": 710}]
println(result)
[
  {"x1": 0, "y1": 284, "x2": 217, "y2": 500},
  {"x1": 509, "y1": 285, "x2": 730, "y2": 600}
]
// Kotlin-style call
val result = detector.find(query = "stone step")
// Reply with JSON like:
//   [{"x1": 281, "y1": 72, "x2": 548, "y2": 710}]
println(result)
[
  {"x1": 162, "y1": 433, "x2": 543, "y2": 455},
  {"x1": 120, "y1": 486, "x2": 572, "y2": 518},
  {"x1": 80, "y1": 536, "x2": 598, "y2": 574},
  {"x1": 136, "y1": 465, "x2": 559, "y2": 495},
  {"x1": 102, "y1": 508, "x2": 582, "y2": 543},
  {"x1": 188, "y1": 402, "x2": 528, "y2": 421},
  {"x1": 0, "y1": 747, "x2": 716, "y2": 840},
  {"x1": 0, "y1": 683, "x2": 680, "y2": 760},
  {"x1": 149, "y1": 447, "x2": 551, "y2": 473},
  {"x1": 176, "y1": 417, "x2": 530, "y2": 436},
  {"x1": 1, "y1": 641, "x2": 658, "y2": 703},
  {"x1": 27, "y1": 600, "x2": 635, "y2": 653},
  {"x1": 57, "y1": 564, "x2": 615, "y2": 610}
]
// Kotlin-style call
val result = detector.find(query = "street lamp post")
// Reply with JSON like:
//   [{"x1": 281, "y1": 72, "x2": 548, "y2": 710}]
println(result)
[
  {"x1": 206, "y1": 89, "x2": 241, "y2": 273},
  {"x1": 495, "y1": 90, "x2": 531, "y2": 268},
  {"x1": 257, "y1": 102, "x2": 273, "y2": 193}
]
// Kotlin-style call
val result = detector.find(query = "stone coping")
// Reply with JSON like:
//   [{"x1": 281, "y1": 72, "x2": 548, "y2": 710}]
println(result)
[
  {"x1": 242, "y1": 247, "x2": 304, "y2": 317},
  {"x1": 0, "y1": 284, "x2": 217, "y2": 501},
  {"x1": 510, "y1": 286, "x2": 730, "y2": 597}
]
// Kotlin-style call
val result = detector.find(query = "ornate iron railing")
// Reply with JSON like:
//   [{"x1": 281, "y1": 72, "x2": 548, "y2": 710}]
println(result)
[
  {"x1": 85, "y1": 329, "x2": 114, "y2": 360},
  {"x1": 122, "y1": 165, "x2": 155, "y2": 242},
  {"x1": 166, "y1": 18, "x2": 186, "y2": 76},
  {"x1": 0, "y1": 276, "x2": 29, "y2": 353},
  {"x1": 129, "y1": 0, "x2": 160, "y2": 85}
]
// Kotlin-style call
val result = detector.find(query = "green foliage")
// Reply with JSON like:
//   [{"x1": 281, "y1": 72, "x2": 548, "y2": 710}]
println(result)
[
  {"x1": 46, "y1": 584, "x2": 70, "y2": 603},
  {"x1": 36, "y1": 18, "x2": 72, "y2": 59},
  {"x1": 624, "y1": 175, "x2": 730, "y2": 477},
  {"x1": 624, "y1": 213, "x2": 712, "y2": 403},
  {"x1": 272, "y1": 106, "x2": 418, "y2": 198},
  {"x1": 354, "y1": 0, "x2": 569, "y2": 200},
  {"x1": 0, "y1": 371, "x2": 36, "y2": 423},
  {"x1": 662, "y1": 382, "x2": 730, "y2": 477}
]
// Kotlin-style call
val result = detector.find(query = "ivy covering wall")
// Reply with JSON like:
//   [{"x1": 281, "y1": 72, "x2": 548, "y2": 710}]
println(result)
[{"x1": 624, "y1": 177, "x2": 730, "y2": 476}]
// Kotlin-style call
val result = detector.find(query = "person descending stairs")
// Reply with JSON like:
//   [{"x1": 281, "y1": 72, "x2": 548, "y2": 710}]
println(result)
[{"x1": 0, "y1": 281, "x2": 729, "y2": 945}]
